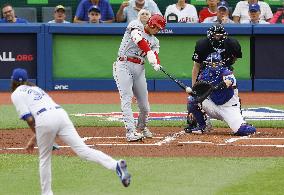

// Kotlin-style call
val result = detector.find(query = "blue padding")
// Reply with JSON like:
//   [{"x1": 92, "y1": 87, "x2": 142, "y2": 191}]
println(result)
[
  {"x1": 0, "y1": 24, "x2": 42, "y2": 33},
  {"x1": 37, "y1": 24, "x2": 46, "y2": 89},
  {"x1": 223, "y1": 24, "x2": 252, "y2": 35},
  {"x1": 52, "y1": 79, "x2": 155, "y2": 91},
  {"x1": 154, "y1": 79, "x2": 191, "y2": 92},
  {"x1": 254, "y1": 79, "x2": 284, "y2": 91},
  {"x1": 159, "y1": 23, "x2": 252, "y2": 35},
  {"x1": 0, "y1": 79, "x2": 37, "y2": 91},
  {"x1": 46, "y1": 23, "x2": 253, "y2": 35},
  {"x1": 47, "y1": 23, "x2": 128, "y2": 34},
  {"x1": 237, "y1": 80, "x2": 252, "y2": 92},
  {"x1": 253, "y1": 24, "x2": 284, "y2": 34}
]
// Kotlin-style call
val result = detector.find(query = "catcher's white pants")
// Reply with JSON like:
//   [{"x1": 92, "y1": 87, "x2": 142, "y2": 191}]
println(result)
[
  {"x1": 113, "y1": 61, "x2": 150, "y2": 132},
  {"x1": 35, "y1": 108, "x2": 117, "y2": 195},
  {"x1": 202, "y1": 90, "x2": 246, "y2": 133}
]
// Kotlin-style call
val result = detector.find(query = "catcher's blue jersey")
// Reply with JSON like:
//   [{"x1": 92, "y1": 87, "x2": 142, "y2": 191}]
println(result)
[{"x1": 198, "y1": 65, "x2": 234, "y2": 105}]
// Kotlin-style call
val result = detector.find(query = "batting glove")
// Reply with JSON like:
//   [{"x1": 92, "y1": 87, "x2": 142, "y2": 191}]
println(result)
[
  {"x1": 152, "y1": 64, "x2": 162, "y2": 71},
  {"x1": 147, "y1": 50, "x2": 157, "y2": 65}
]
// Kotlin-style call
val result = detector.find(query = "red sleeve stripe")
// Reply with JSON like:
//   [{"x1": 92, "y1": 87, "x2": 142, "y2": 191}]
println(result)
[{"x1": 137, "y1": 38, "x2": 151, "y2": 53}]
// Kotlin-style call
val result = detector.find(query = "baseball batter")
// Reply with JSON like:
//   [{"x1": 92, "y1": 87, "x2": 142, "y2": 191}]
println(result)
[
  {"x1": 113, "y1": 14, "x2": 166, "y2": 142},
  {"x1": 10, "y1": 68, "x2": 131, "y2": 195},
  {"x1": 187, "y1": 53, "x2": 256, "y2": 136}
]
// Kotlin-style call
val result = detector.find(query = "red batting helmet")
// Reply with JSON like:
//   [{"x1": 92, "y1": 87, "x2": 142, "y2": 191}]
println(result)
[{"x1": 147, "y1": 14, "x2": 166, "y2": 30}]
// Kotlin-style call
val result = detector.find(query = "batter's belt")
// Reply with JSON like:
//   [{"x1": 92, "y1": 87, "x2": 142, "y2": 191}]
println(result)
[{"x1": 118, "y1": 56, "x2": 144, "y2": 65}]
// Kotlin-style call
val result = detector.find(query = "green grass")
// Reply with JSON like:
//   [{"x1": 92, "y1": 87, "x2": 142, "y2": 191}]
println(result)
[
  {"x1": 0, "y1": 154, "x2": 284, "y2": 195},
  {"x1": 1, "y1": 104, "x2": 284, "y2": 129}
]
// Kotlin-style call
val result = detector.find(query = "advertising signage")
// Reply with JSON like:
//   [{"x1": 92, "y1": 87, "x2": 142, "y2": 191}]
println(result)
[{"x1": 0, "y1": 34, "x2": 37, "y2": 79}]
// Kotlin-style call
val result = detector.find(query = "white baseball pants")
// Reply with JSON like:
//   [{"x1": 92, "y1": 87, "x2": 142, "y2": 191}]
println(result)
[
  {"x1": 202, "y1": 90, "x2": 246, "y2": 133},
  {"x1": 35, "y1": 108, "x2": 117, "y2": 195},
  {"x1": 113, "y1": 61, "x2": 150, "y2": 132}
]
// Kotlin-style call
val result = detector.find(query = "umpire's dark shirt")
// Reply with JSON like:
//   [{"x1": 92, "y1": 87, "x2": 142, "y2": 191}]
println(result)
[{"x1": 192, "y1": 37, "x2": 242, "y2": 69}]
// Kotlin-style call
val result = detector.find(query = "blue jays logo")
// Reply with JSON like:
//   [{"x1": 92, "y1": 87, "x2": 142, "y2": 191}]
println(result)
[{"x1": 27, "y1": 88, "x2": 45, "y2": 100}]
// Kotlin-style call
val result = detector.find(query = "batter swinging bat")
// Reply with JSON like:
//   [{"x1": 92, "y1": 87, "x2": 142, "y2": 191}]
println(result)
[{"x1": 160, "y1": 67, "x2": 192, "y2": 93}]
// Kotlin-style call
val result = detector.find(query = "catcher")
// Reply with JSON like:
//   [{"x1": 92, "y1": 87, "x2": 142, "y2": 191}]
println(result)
[{"x1": 186, "y1": 52, "x2": 256, "y2": 136}]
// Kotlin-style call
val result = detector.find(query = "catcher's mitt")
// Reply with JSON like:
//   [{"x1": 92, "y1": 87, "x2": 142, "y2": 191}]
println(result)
[{"x1": 191, "y1": 81, "x2": 214, "y2": 103}]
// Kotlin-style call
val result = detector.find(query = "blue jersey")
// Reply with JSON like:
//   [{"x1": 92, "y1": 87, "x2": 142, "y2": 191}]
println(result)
[{"x1": 198, "y1": 65, "x2": 234, "y2": 105}]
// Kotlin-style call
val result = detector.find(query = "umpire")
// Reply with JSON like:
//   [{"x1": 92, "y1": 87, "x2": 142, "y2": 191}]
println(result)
[{"x1": 192, "y1": 24, "x2": 242, "y2": 86}]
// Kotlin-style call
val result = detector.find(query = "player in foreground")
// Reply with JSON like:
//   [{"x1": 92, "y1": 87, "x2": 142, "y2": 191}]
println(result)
[
  {"x1": 113, "y1": 14, "x2": 166, "y2": 142},
  {"x1": 186, "y1": 52, "x2": 256, "y2": 136},
  {"x1": 10, "y1": 68, "x2": 131, "y2": 195}
]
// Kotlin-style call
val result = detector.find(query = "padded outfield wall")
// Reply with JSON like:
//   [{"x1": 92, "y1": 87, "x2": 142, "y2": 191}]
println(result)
[
  {"x1": 47, "y1": 23, "x2": 251, "y2": 91},
  {"x1": 0, "y1": 24, "x2": 284, "y2": 92}
]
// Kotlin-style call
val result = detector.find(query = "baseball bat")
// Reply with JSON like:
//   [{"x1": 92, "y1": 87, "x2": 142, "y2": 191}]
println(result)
[{"x1": 160, "y1": 67, "x2": 192, "y2": 92}]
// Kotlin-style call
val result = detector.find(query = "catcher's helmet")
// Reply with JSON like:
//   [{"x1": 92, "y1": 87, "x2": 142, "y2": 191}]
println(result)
[
  {"x1": 205, "y1": 52, "x2": 223, "y2": 67},
  {"x1": 207, "y1": 24, "x2": 228, "y2": 49},
  {"x1": 147, "y1": 14, "x2": 166, "y2": 30}
]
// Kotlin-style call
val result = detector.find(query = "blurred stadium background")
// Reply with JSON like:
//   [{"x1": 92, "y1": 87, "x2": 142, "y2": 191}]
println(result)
[{"x1": 3, "y1": 0, "x2": 281, "y2": 22}]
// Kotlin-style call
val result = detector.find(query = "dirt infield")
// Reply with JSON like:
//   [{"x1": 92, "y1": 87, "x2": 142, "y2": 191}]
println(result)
[
  {"x1": 1, "y1": 91, "x2": 284, "y2": 157},
  {"x1": 1, "y1": 127, "x2": 284, "y2": 157},
  {"x1": 1, "y1": 91, "x2": 284, "y2": 105}
]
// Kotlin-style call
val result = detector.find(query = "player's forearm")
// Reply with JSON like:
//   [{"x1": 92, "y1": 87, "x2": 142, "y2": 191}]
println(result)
[
  {"x1": 26, "y1": 116, "x2": 36, "y2": 134},
  {"x1": 233, "y1": 16, "x2": 240, "y2": 23},
  {"x1": 73, "y1": 16, "x2": 85, "y2": 23},
  {"x1": 116, "y1": 8, "x2": 125, "y2": 22},
  {"x1": 192, "y1": 62, "x2": 200, "y2": 86}
]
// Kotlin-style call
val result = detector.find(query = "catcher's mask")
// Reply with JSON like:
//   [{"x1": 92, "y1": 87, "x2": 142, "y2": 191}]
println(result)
[
  {"x1": 147, "y1": 14, "x2": 166, "y2": 30},
  {"x1": 207, "y1": 24, "x2": 228, "y2": 49},
  {"x1": 204, "y1": 52, "x2": 223, "y2": 68}
]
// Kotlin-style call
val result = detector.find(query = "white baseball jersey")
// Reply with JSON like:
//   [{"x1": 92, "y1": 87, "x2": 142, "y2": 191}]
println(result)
[
  {"x1": 232, "y1": 1, "x2": 273, "y2": 23},
  {"x1": 11, "y1": 84, "x2": 118, "y2": 195},
  {"x1": 164, "y1": 4, "x2": 198, "y2": 23},
  {"x1": 118, "y1": 19, "x2": 159, "y2": 61},
  {"x1": 11, "y1": 85, "x2": 59, "y2": 119}
]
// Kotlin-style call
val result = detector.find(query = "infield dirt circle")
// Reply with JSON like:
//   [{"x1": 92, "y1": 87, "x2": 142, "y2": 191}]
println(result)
[{"x1": 1, "y1": 91, "x2": 284, "y2": 157}]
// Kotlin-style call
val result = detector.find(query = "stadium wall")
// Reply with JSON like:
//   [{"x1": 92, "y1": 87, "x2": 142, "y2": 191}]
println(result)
[{"x1": 0, "y1": 23, "x2": 283, "y2": 92}]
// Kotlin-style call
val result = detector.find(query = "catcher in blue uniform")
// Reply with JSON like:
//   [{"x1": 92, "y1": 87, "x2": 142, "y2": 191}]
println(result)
[{"x1": 186, "y1": 52, "x2": 256, "y2": 136}]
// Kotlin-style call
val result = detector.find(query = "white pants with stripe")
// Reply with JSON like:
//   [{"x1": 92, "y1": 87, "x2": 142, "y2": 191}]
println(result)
[
  {"x1": 202, "y1": 90, "x2": 246, "y2": 133},
  {"x1": 35, "y1": 108, "x2": 117, "y2": 195},
  {"x1": 113, "y1": 60, "x2": 150, "y2": 133}
]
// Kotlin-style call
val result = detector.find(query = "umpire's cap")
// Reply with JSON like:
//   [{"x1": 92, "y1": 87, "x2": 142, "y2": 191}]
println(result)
[{"x1": 11, "y1": 68, "x2": 28, "y2": 82}]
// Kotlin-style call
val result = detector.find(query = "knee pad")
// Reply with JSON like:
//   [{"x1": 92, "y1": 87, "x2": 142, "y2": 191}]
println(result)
[
  {"x1": 187, "y1": 96, "x2": 198, "y2": 112},
  {"x1": 187, "y1": 96, "x2": 206, "y2": 127},
  {"x1": 235, "y1": 124, "x2": 256, "y2": 136}
]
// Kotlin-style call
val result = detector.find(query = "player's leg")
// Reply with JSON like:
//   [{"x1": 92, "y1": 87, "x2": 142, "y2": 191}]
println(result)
[
  {"x1": 132, "y1": 67, "x2": 152, "y2": 138},
  {"x1": 220, "y1": 97, "x2": 256, "y2": 136},
  {"x1": 57, "y1": 110, "x2": 131, "y2": 187},
  {"x1": 186, "y1": 96, "x2": 208, "y2": 134},
  {"x1": 58, "y1": 109, "x2": 117, "y2": 169},
  {"x1": 113, "y1": 61, "x2": 143, "y2": 141},
  {"x1": 35, "y1": 119, "x2": 57, "y2": 195},
  {"x1": 201, "y1": 99, "x2": 223, "y2": 131}
]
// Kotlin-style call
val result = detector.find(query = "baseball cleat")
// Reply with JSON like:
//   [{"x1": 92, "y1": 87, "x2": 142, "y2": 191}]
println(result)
[
  {"x1": 116, "y1": 159, "x2": 131, "y2": 187},
  {"x1": 190, "y1": 125, "x2": 207, "y2": 134},
  {"x1": 52, "y1": 142, "x2": 60, "y2": 151},
  {"x1": 126, "y1": 131, "x2": 144, "y2": 142},
  {"x1": 141, "y1": 127, "x2": 153, "y2": 138}
]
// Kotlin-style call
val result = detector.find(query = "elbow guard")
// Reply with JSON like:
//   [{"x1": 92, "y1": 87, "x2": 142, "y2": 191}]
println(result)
[{"x1": 131, "y1": 29, "x2": 143, "y2": 44}]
